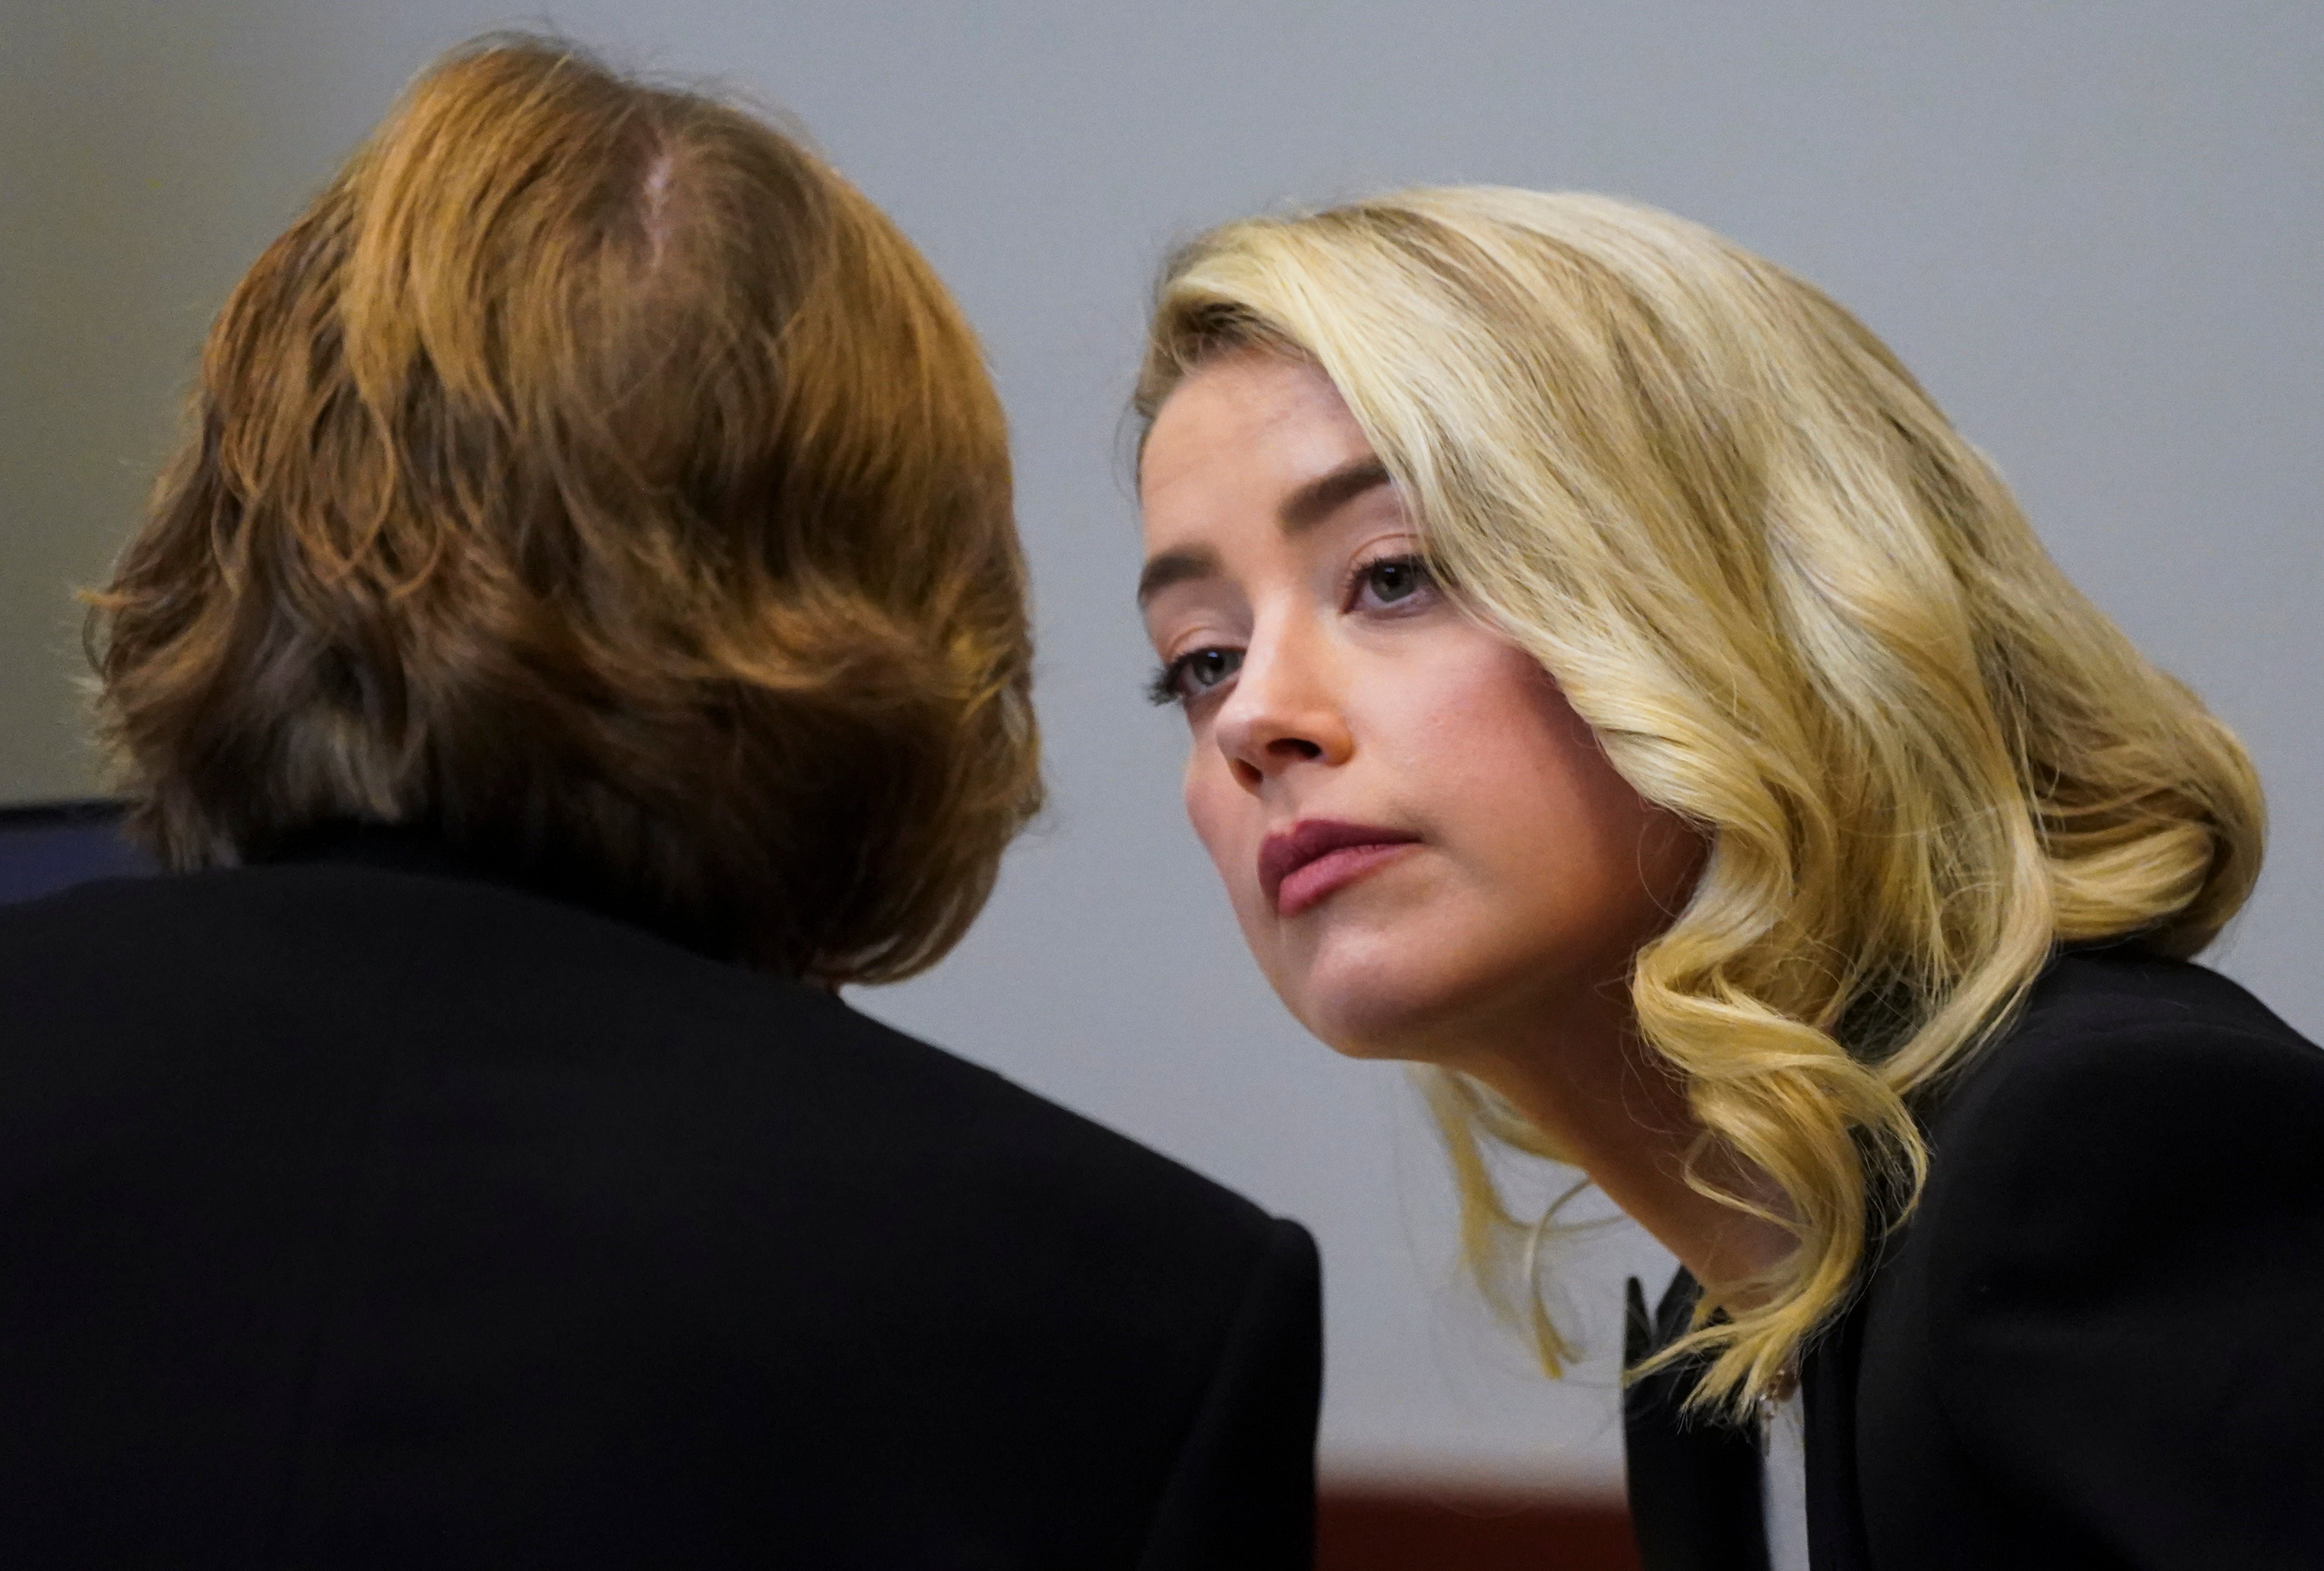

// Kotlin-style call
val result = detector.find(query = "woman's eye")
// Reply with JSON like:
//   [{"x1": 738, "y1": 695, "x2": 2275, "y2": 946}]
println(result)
[
  {"x1": 1354, "y1": 554, "x2": 1431, "y2": 608},
  {"x1": 1181, "y1": 648, "x2": 1241, "y2": 691},
  {"x1": 1147, "y1": 646, "x2": 1244, "y2": 706}
]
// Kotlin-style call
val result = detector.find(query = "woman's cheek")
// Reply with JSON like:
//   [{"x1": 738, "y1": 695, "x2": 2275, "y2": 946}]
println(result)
[{"x1": 1183, "y1": 753, "x2": 1248, "y2": 899}]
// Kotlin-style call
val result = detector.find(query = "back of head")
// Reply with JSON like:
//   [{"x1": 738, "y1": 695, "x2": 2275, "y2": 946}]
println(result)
[
  {"x1": 92, "y1": 37, "x2": 1040, "y2": 984},
  {"x1": 1140, "y1": 185, "x2": 2264, "y2": 1404}
]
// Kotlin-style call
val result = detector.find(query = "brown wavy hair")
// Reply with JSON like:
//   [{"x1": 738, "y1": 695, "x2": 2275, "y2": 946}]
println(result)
[{"x1": 87, "y1": 36, "x2": 1040, "y2": 984}]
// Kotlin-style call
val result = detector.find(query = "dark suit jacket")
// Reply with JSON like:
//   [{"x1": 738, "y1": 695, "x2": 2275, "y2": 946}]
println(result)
[
  {"x1": 0, "y1": 828, "x2": 1322, "y2": 1568},
  {"x1": 1628, "y1": 947, "x2": 2324, "y2": 1571}
]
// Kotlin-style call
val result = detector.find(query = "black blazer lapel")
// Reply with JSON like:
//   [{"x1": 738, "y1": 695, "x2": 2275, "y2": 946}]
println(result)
[{"x1": 1622, "y1": 1268, "x2": 1771, "y2": 1571}]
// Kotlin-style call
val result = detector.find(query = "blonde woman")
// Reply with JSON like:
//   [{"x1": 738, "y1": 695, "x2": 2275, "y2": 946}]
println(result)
[{"x1": 1132, "y1": 188, "x2": 2324, "y2": 1571}]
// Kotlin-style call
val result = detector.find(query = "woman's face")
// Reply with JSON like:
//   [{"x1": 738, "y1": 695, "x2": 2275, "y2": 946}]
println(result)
[{"x1": 1137, "y1": 352, "x2": 1702, "y2": 1066}]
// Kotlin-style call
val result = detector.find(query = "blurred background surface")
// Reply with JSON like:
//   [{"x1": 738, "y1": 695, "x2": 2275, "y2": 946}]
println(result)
[{"x1": 5, "y1": 0, "x2": 2319, "y2": 1519}]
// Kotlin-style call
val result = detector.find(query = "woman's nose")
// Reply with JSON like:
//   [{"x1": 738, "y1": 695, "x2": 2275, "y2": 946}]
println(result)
[{"x1": 1211, "y1": 627, "x2": 1353, "y2": 791}]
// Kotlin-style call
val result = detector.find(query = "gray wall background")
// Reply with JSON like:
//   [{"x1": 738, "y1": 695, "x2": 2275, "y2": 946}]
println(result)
[{"x1": 5, "y1": 0, "x2": 2318, "y2": 1490}]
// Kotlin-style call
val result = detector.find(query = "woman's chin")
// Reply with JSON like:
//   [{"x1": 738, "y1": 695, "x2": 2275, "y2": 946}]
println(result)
[
  {"x1": 1268, "y1": 912, "x2": 1584, "y2": 1066},
  {"x1": 1274, "y1": 957, "x2": 1479, "y2": 1064},
  {"x1": 1249, "y1": 889, "x2": 1541, "y2": 1062}
]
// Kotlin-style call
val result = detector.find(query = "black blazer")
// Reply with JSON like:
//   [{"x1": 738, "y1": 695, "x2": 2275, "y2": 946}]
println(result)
[
  {"x1": 0, "y1": 829, "x2": 1321, "y2": 1568},
  {"x1": 1627, "y1": 947, "x2": 2324, "y2": 1571}
]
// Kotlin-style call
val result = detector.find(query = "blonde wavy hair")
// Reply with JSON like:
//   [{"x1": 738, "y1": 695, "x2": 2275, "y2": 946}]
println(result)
[{"x1": 1134, "y1": 187, "x2": 2263, "y2": 1411}]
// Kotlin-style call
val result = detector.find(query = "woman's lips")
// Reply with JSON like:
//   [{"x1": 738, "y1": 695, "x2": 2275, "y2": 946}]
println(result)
[{"x1": 1258, "y1": 819, "x2": 1422, "y2": 917}]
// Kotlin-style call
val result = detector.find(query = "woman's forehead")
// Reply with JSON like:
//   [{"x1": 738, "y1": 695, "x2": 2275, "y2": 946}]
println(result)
[{"x1": 1142, "y1": 358, "x2": 1369, "y2": 500}]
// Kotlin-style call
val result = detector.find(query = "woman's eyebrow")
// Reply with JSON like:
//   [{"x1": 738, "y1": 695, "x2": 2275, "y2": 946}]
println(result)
[
  {"x1": 1137, "y1": 545, "x2": 1221, "y2": 608},
  {"x1": 1279, "y1": 458, "x2": 1391, "y2": 534},
  {"x1": 1137, "y1": 459, "x2": 1391, "y2": 608}
]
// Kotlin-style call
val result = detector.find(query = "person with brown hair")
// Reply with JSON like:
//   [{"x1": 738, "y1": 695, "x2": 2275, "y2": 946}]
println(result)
[{"x1": 0, "y1": 37, "x2": 1317, "y2": 1567}]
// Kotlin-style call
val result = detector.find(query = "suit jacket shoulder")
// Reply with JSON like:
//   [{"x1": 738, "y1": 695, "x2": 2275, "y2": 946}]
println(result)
[
  {"x1": 0, "y1": 859, "x2": 1320, "y2": 1569},
  {"x1": 1838, "y1": 950, "x2": 2324, "y2": 1570}
]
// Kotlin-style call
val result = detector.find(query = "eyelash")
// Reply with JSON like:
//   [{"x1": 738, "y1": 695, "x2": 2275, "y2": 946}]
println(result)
[
  {"x1": 1146, "y1": 551, "x2": 1435, "y2": 708},
  {"x1": 1145, "y1": 654, "x2": 1226, "y2": 707}
]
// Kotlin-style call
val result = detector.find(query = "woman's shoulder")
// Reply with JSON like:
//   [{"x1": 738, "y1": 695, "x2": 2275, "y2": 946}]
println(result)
[
  {"x1": 1905, "y1": 946, "x2": 2324, "y2": 1290},
  {"x1": 1923, "y1": 948, "x2": 2323, "y2": 1172},
  {"x1": 2001, "y1": 945, "x2": 2309, "y2": 1060},
  {"x1": 1868, "y1": 952, "x2": 2324, "y2": 1562}
]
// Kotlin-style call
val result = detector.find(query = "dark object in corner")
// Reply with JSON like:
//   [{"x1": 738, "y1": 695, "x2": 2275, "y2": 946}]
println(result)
[
  {"x1": 0, "y1": 800, "x2": 151, "y2": 905},
  {"x1": 1622, "y1": 1268, "x2": 1770, "y2": 1571}
]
